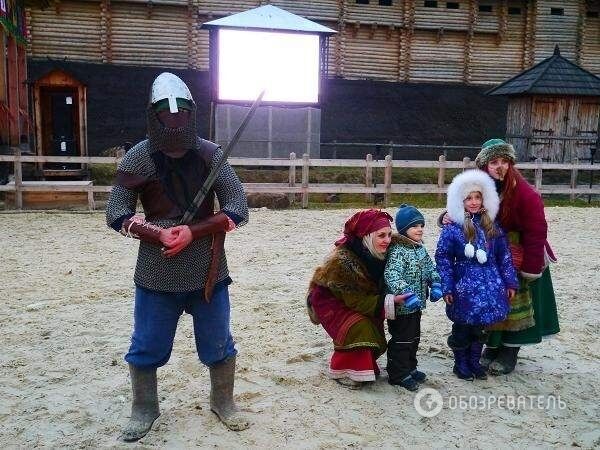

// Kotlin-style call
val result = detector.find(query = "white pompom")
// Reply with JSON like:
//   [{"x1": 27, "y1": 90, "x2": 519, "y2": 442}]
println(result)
[
  {"x1": 476, "y1": 248, "x2": 488, "y2": 264},
  {"x1": 464, "y1": 243, "x2": 475, "y2": 258}
]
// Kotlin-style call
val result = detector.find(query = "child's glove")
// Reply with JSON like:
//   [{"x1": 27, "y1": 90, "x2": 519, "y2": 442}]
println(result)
[
  {"x1": 429, "y1": 282, "x2": 443, "y2": 302},
  {"x1": 402, "y1": 292, "x2": 421, "y2": 311}
]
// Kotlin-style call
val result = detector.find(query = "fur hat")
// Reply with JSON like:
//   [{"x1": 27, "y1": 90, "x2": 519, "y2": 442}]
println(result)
[
  {"x1": 475, "y1": 138, "x2": 516, "y2": 169},
  {"x1": 446, "y1": 170, "x2": 499, "y2": 225},
  {"x1": 394, "y1": 204, "x2": 425, "y2": 235}
]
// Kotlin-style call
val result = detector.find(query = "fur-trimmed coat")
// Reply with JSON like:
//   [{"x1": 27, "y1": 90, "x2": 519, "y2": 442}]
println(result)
[
  {"x1": 435, "y1": 214, "x2": 519, "y2": 326},
  {"x1": 307, "y1": 246, "x2": 386, "y2": 355}
]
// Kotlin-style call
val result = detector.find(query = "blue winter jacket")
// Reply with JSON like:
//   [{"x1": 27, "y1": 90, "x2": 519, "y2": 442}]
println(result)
[{"x1": 435, "y1": 215, "x2": 519, "y2": 326}]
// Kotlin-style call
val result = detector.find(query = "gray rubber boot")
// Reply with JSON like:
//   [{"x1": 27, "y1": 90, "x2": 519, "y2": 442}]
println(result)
[
  {"x1": 209, "y1": 356, "x2": 250, "y2": 431},
  {"x1": 480, "y1": 346, "x2": 500, "y2": 369},
  {"x1": 489, "y1": 346, "x2": 520, "y2": 375},
  {"x1": 121, "y1": 364, "x2": 160, "y2": 442}
]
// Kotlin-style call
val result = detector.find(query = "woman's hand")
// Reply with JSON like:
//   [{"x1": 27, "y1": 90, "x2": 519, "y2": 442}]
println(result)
[
  {"x1": 441, "y1": 213, "x2": 453, "y2": 225},
  {"x1": 507, "y1": 288, "x2": 516, "y2": 301},
  {"x1": 444, "y1": 294, "x2": 453, "y2": 305},
  {"x1": 393, "y1": 293, "x2": 412, "y2": 305}
]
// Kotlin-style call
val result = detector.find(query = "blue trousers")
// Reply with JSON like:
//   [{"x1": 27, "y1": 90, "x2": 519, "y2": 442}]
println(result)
[{"x1": 125, "y1": 284, "x2": 237, "y2": 369}]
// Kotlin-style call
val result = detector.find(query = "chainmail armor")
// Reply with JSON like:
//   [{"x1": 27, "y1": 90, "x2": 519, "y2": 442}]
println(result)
[
  {"x1": 147, "y1": 105, "x2": 198, "y2": 157},
  {"x1": 106, "y1": 138, "x2": 249, "y2": 293}
]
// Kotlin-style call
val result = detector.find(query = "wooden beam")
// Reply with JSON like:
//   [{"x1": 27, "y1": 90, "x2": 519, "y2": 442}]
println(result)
[
  {"x1": 464, "y1": 0, "x2": 476, "y2": 83},
  {"x1": 100, "y1": 0, "x2": 112, "y2": 63},
  {"x1": 6, "y1": 36, "x2": 19, "y2": 146}
]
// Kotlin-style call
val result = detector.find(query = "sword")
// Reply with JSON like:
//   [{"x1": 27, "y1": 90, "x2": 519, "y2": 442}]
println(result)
[{"x1": 180, "y1": 90, "x2": 265, "y2": 225}]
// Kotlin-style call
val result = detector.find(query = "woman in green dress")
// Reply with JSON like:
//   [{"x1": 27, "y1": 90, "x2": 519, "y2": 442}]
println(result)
[{"x1": 474, "y1": 139, "x2": 560, "y2": 375}]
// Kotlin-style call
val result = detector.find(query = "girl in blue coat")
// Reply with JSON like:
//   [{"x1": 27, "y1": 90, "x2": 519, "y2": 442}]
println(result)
[{"x1": 435, "y1": 170, "x2": 519, "y2": 380}]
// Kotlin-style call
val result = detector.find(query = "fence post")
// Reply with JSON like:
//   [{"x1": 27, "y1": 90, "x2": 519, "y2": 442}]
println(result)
[
  {"x1": 14, "y1": 147, "x2": 23, "y2": 210},
  {"x1": 462, "y1": 156, "x2": 470, "y2": 171},
  {"x1": 570, "y1": 157, "x2": 578, "y2": 201},
  {"x1": 535, "y1": 157, "x2": 543, "y2": 191},
  {"x1": 87, "y1": 184, "x2": 95, "y2": 211},
  {"x1": 301, "y1": 153, "x2": 309, "y2": 208},
  {"x1": 365, "y1": 153, "x2": 373, "y2": 203},
  {"x1": 437, "y1": 154, "x2": 446, "y2": 200},
  {"x1": 384, "y1": 154, "x2": 392, "y2": 207},
  {"x1": 288, "y1": 152, "x2": 296, "y2": 204}
]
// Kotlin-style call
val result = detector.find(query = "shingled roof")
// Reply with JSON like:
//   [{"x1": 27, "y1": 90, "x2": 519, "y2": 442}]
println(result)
[{"x1": 487, "y1": 45, "x2": 600, "y2": 97}]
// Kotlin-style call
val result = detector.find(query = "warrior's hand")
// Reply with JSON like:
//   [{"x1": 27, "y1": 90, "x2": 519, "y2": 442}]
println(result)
[{"x1": 161, "y1": 225, "x2": 193, "y2": 258}]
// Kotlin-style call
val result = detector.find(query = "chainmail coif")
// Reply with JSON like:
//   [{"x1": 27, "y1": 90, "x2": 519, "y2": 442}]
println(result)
[{"x1": 146, "y1": 104, "x2": 198, "y2": 157}]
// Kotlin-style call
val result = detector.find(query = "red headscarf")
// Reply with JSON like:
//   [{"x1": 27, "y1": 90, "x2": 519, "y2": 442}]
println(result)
[{"x1": 335, "y1": 209, "x2": 393, "y2": 246}]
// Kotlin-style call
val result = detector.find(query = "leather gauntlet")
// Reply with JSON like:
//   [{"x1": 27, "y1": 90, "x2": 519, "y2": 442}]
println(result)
[
  {"x1": 121, "y1": 217, "x2": 162, "y2": 246},
  {"x1": 188, "y1": 212, "x2": 231, "y2": 239}
]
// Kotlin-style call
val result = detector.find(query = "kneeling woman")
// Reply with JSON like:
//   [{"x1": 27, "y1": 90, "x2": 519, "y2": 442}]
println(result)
[{"x1": 307, "y1": 209, "x2": 406, "y2": 389}]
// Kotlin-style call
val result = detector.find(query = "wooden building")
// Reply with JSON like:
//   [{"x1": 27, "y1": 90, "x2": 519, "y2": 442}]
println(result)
[
  {"x1": 1, "y1": 0, "x2": 29, "y2": 154},
  {"x1": 24, "y1": 0, "x2": 600, "y2": 82},
  {"x1": 488, "y1": 45, "x2": 600, "y2": 163},
  {"x1": 19, "y1": 0, "x2": 600, "y2": 158}
]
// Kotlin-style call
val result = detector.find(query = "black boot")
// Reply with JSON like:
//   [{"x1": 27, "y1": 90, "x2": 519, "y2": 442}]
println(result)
[
  {"x1": 480, "y1": 346, "x2": 499, "y2": 369},
  {"x1": 468, "y1": 342, "x2": 488, "y2": 380},
  {"x1": 209, "y1": 356, "x2": 250, "y2": 431},
  {"x1": 121, "y1": 364, "x2": 160, "y2": 442},
  {"x1": 452, "y1": 349, "x2": 474, "y2": 381},
  {"x1": 489, "y1": 346, "x2": 520, "y2": 375}
]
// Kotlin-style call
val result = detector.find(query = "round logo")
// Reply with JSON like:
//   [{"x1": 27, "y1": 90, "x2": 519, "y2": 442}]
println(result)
[{"x1": 413, "y1": 387, "x2": 443, "y2": 418}]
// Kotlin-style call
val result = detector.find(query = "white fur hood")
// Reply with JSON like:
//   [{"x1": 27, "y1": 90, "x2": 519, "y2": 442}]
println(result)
[{"x1": 446, "y1": 169, "x2": 500, "y2": 225}]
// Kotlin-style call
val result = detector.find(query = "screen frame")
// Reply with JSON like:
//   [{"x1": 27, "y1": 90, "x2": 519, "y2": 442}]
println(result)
[{"x1": 209, "y1": 27, "x2": 328, "y2": 107}]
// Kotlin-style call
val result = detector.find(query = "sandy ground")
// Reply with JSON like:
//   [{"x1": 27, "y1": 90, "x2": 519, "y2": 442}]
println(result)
[{"x1": 1, "y1": 207, "x2": 599, "y2": 449}]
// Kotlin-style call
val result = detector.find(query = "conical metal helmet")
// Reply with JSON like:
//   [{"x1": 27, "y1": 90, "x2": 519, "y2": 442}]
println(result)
[{"x1": 150, "y1": 72, "x2": 194, "y2": 113}]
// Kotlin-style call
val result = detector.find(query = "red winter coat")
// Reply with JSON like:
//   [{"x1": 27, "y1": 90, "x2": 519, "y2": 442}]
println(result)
[{"x1": 499, "y1": 176, "x2": 556, "y2": 277}]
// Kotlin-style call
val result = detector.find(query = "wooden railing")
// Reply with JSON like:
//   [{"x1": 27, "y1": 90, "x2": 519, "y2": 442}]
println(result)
[{"x1": 1, "y1": 149, "x2": 599, "y2": 210}]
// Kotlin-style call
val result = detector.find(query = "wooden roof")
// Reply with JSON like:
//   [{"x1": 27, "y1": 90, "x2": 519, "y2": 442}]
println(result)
[{"x1": 487, "y1": 45, "x2": 600, "y2": 97}]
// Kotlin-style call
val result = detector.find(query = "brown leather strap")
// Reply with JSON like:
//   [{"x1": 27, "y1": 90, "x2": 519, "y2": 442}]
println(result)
[{"x1": 204, "y1": 231, "x2": 226, "y2": 302}]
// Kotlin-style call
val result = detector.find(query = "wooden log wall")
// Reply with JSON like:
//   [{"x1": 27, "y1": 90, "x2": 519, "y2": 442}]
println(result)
[
  {"x1": 533, "y1": 0, "x2": 580, "y2": 62},
  {"x1": 470, "y1": 1, "x2": 528, "y2": 84},
  {"x1": 28, "y1": 0, "x2": 103, "y2": 61},
  {"x1": 110, "y1": 2, "x2": 189, "y2": 67},
  {"x1": 580, "y1": 2, "x2": 600, "y2": 74},
  {"x1": 25, "y1": 0, "x2": 600, "y2": 82}
]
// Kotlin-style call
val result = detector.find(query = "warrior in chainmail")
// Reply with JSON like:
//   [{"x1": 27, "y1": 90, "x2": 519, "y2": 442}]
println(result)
[{"x1": 106, "y1": 72, "x2": 249, "y2": 441}]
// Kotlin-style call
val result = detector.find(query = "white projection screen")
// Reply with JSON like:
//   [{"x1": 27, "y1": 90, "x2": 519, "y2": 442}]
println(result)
[{"x1": 217, "y1": 29, "x2": 320, "y2": 103}]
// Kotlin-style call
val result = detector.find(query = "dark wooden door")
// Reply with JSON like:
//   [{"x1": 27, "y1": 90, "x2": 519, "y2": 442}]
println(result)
[{"x1": 41, "y1": 88, "x2": 79, "y2": 169}]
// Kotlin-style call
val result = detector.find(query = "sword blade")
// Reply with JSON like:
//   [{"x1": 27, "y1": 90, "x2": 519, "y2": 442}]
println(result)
[{"x1": 180, "y1": 90, "x2": 265, "y2": 225}]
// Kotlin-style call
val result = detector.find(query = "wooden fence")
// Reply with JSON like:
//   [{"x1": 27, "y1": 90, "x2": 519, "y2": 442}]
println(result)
[{"x1": 1, "y1": 149, "x2": 600, "y2": 210}]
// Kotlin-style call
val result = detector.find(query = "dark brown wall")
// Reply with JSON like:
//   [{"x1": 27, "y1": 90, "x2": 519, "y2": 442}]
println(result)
[{"x1": 28, "y1": 59, "x2": 508, "y2": 158}]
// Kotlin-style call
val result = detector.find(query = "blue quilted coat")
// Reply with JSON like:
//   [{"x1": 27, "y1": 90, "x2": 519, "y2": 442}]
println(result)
[{"x1": 435, "y1": 215, "x2": 519, "y2": 326}]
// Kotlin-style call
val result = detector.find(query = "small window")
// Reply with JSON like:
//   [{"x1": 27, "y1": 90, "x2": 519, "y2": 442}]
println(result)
[
  {"x1": 508, "y1": 7, "x2": 521, "y2": 15},
  {"x1": 356, "y1": 0, "x2": 369, "y2": 4},
  {"x1": 587, "y1": 10, "x2": 599, "y2": 18},
  {"x1": 379, "y1": 0, "x2": 392, "y2": 5},
  {"x1": 424, "y1": 1, "x2": 438, "y2": 7},
  {"x1": 479, "y1": 5, "x2": 493, "y2": 13},
  {"x1": 446, "y1": 2, "x2": 459, "y2": 9},
  {"x1": 550, "y1": 8, "x2": 564, "y2": 16}
]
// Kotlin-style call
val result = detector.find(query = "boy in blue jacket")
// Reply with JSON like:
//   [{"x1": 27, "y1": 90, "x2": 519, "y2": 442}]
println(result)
[{"x1": 384, "y1": 204, "x2": 442, "y2": 391}]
